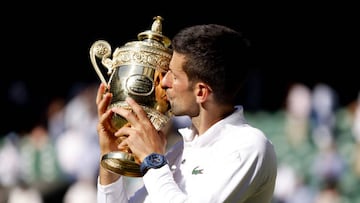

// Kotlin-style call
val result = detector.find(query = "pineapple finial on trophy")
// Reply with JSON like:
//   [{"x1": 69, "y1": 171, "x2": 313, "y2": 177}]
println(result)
[
  {"x1": 138, "y1": 16, "x2": 171, "y2": 48},
  {"x1": 152, "y1": 16, "x2": 163, "y2": 33}
]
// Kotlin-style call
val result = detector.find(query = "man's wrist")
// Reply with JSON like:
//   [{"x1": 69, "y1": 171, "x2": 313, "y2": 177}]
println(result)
[
  {"x1": 99, "y1": 166, "x2": 121, "y2": 185},
  {"x1": 140, "y1": 153, "x2": 168, "y2": 176}
]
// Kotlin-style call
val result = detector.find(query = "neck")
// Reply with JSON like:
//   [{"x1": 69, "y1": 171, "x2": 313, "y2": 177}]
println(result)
[{"x1": 191, "y1": 104, "x2": 234, "y2": 135}]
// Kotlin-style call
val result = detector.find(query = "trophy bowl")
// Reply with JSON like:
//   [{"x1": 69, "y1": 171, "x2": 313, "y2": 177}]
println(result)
[{"x1": 89, "y1": 16, "x2": 172, "y2": 177}]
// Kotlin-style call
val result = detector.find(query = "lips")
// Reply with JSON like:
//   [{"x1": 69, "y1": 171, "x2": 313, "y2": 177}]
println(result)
[
  {"x1": 162, "y1": 94, "x2": 168, "y2": 101},
  {"x1": 165, "y1": 91, "x2": 171, "y2": 101}
]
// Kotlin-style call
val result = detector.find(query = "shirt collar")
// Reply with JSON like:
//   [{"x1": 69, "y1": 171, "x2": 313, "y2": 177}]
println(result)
[{"x1": 178, "y1": 105, "x2": 246, "y2": 147}]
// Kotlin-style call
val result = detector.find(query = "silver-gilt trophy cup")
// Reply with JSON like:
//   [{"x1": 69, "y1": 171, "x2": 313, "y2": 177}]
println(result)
[{"x1": 89, "y1": 16, "x2": 172, "y2": 177}]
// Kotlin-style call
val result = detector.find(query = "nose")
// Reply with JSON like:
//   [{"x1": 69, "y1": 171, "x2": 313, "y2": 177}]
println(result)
[{"x1": 161, "y1": 71, "x2": 171, "y2": 89}]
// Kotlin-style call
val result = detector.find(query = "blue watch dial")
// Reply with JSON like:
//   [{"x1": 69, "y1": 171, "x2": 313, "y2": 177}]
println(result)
[{"x1": 140, "y1": 153, "x2": 167, "y2": 176}]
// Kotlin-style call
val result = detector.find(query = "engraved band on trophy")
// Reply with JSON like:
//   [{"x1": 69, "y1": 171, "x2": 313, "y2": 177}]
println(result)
[{"x1": 89, "y1": 16, "x2": 172, "y2": 177}]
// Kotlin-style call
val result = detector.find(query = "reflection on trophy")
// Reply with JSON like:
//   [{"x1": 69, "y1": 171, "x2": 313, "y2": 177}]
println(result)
[{"x1": 89, "y1": 16, "x2": 172, "y2": 177}]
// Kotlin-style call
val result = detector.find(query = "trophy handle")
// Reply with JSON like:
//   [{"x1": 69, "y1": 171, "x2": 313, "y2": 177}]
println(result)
[{"x1": 89, "y1": 40, "x2": 113, "y2": 84}]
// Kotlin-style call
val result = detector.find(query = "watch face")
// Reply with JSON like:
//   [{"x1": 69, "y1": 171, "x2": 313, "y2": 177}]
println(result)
[
  {"x1": 149, "y1": 153, "x2": 165, "y2": 167},
  {"x1": 140, "y1": 153, "x2": 167, "y2": 176}
]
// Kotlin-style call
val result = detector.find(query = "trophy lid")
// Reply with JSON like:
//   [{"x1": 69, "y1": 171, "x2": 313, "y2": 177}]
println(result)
[
  {"x1": 138, "y1": 16, "x2": 171, "y2": 48},
  {"x1": 111, "y1": 16, "x2": 172, "y2": 72}
]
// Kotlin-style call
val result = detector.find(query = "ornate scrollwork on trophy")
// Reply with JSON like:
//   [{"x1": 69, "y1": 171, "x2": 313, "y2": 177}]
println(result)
[
  {"x1": 111, "y1": 45, "x2": 171, "y2": 71},
  {"x1": 89, "y1": 16, "x2": 172, "y2": 177}
]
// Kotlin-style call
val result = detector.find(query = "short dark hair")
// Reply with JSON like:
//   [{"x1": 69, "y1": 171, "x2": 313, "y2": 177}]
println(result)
[{"x1": 171, "y1": 24, "x2": 252, "y2": 105}]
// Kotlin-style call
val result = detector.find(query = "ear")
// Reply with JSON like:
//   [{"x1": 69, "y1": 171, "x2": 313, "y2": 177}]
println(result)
[{"x1": 195, "y1": 82, "x2": 212, "y2": 103}]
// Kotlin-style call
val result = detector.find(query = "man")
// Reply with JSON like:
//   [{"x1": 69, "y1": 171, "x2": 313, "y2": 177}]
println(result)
[{"x1": 96, "y1": 23, "x2": 277, "y2": 203}]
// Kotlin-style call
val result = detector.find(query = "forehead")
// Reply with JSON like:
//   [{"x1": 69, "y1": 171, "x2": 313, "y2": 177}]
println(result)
[{"x1": 169, "y1": 52, "x2": 186, "y2": 73}]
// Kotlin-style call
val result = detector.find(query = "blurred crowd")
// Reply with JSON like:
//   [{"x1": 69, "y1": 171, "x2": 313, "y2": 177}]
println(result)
[
  {"x1": 246, "y1": 83, "x2": 360, "y2": 203},
  {"x1": 1, "y1": 81, "x2": 359, "y2": 203},
  {"x1": 1, "y1": 83, "x2": 100, "y2": 203}
]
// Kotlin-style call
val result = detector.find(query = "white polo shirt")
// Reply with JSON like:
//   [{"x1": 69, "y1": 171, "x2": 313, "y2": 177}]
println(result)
[{"x1": 97, "y1": 106, "x2": 277, "y2": 203}]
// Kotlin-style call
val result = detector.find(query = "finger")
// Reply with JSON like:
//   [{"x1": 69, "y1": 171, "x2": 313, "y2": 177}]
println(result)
[
  {"x1": 125, "y1": 97, "x2": 148, "y2": 120},
  {"x1": 96, "y1": 83, "x2": 107, "y2": 104},
  {"x1": 114, "y1": 124, "x2": 135, "y2": 139},
  {"x1": 118, "y1": 144, "x2": 132, "y2": 153},
  {"x1": 98, "y1": 93, "x2": 112, "y2": 117},
  {"x1": 117, "y1": 137, "x2": 132, "y2": 153},
  {"x1": 98, "y1": 108, "x2": 117, "y2": 133},
  {"x1": 111, "y1": 106, "x2": 137, "y2": 124},
  {"x1": 115, "y1": 135, "x2": 128, "y2": 145},
  {"x1": 114, "y1": 123, "x2": 131, "y2": 141}
]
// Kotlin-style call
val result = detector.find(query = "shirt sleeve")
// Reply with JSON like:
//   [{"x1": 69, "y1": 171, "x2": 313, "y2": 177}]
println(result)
[
  {"x1": 97, "y1": 176, "x2": 128, "y2": 203},
  {"x1": 142, "y1": 164, "x2": 188, "y2": 203}
]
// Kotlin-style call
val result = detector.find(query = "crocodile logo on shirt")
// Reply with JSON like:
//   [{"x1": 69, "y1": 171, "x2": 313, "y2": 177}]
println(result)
[{"x1": 192, "y1": 166, "x2": 204, "y2": 175}]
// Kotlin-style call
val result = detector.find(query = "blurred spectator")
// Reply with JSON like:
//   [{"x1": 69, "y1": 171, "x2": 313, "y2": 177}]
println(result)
[
  {"x1": 46, "y1": 97, "x2": 66, "y2": 142},
  {"x1": 311, "y1": 141, "x2": 346, "y2": 191},
  {"x1": 273, "y1": 163, "x2": 315, "y2": 203},
  {"x1": 284, "y1": 83, "x2": 312, "y2": 147},
  {"x1": 55, "y1": 83, "x2": 99, "y2": 182},
  {"x1": 273, "y1": 164, "x2": 298, "y2": 202},
  {"x1": 63, "y1": 179, "x2": 97, "y2": 203},
  {"x1": 310, "y1": 83, "x2": 338, "y2": 149},
  {"x1": 313, "y1": 177, "x2": 342, "y2": 203},
  {"x1": 18, "y1": 123, "x2": 63, "y2": 193},
  {"x1": 7, "y1": 181, "x2": 43, "y2": 203},
  {"x1": 0, "y1": 132, "x2": 20, "y2": 187}
]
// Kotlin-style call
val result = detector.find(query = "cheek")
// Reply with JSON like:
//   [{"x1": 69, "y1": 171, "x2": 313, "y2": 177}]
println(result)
[{"x1": 172, "y1": 82, "x2": 185, "y2": 94}]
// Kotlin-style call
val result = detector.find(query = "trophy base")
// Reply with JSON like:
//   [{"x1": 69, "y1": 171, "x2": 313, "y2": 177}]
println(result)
[{"x1": 101, "y1": 151, "x2": 142, "y2": 177}]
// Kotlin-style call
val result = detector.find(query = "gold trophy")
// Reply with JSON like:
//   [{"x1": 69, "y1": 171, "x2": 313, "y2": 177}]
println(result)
[{"x1": 89, "y1": 16, "x2": 172, "y2": 177}]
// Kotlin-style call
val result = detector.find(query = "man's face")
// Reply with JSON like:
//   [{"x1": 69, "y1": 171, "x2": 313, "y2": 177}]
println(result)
[{"x1": 161, "y1": 52, "x2": 198, "y2": 117}]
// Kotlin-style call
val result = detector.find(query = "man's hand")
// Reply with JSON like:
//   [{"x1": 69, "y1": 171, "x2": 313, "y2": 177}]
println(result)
[{"x1": 112, "y1": 97, "x2": 168, "y2": 164}]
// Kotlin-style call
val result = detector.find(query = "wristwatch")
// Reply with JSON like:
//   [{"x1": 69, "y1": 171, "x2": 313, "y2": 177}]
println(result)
[{"x1": 140, "y1": 153, "x2": 168, "y2": 176}]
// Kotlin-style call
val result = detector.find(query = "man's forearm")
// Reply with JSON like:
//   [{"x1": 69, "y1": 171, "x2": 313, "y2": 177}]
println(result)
[{"x1": 99, "y1": 165, "x2": 121, "y2": 185}]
